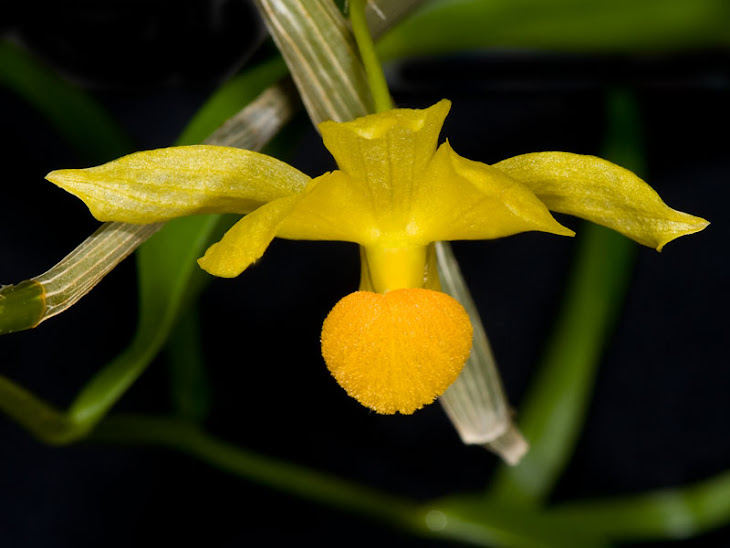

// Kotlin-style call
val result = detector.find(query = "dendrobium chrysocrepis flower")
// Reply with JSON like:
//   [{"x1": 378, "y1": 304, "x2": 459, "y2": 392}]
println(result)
[{"x1": 47, "y1": 100, "x2": 708, "y2": 414}]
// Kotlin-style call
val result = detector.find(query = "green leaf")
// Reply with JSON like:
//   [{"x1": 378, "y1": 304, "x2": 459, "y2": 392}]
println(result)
[
  {"x1": 0, "y1": 40, "x2": 132, "y2": 161},
  {"x1": 175, "y1": 57, "x2": 288, "y2": 146},
  {"x1": 378, "y1": 0, "x2": 730, "y2": 60},
  {"x1": 166, "y1": 305, "x2": 210, "y2": 422}
]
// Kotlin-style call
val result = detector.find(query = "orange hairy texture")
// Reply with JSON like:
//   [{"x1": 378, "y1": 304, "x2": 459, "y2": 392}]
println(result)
[{"x1": 321, "y1": 288, "x2": 473, "y2": 415}]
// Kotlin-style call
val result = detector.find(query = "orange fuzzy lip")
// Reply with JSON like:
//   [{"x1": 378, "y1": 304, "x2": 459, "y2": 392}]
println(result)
[{"x1": 320, "y1": 288, "x2": 473, "y2": 415}]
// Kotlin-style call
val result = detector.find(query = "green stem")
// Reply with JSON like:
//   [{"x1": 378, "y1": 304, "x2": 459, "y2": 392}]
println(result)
[
  {"x1": 549, "y1": 469, "x2": 730, "y2": 541},
  {"x1": 488, "y1": 88, "x2": 643, "y2": 506},
  {"x1": 92, "y1": 413, "x2": 608, "y2": 547},
  {"x1": 430, "y1": 495, "x2": 609, "y2": 548},
  {"x1": 350, "y1": 0, "x2": 394, "y2": 112},
  {"x1": 93, "y1": 415, "x2": 421, "y2": 531},
  {"x1": 0, "y1": 376, "x2": 77, "y2": 444},
  {"x1": 489, "y1": 225, "x2": 635, "y2": 506}
]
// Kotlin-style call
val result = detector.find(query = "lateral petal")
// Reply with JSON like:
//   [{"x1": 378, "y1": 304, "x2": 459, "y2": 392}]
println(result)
[
  {"x1": 46, "y1": 145, "x2": 310, "y2": 224},
  {"x1": 412, "y1": 143, "x2": 574, "y2": 243},
  {"x1": 276, "y1": 171, "x2": 379, "y2": 244},
  {"x1": 494, "y1": 152, "x2": 709, "y2": 250},
  {"x1": 197, "y1": 194, "x2": 302, "y2": 278}
]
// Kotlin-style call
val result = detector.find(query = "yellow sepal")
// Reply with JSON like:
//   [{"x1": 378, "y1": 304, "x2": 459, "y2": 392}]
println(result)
[
  {"x1": 319, "y1": 100, "x2": 451, "y2": 226},
  {"x1": 46, "y1": 145, "x2": 310, "y2": 224},
  {"x1": 494, "y1": 152, "x2": 709, "y2": 250}
]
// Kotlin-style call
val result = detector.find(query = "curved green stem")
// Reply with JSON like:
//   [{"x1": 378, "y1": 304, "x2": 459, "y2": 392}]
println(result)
[
  {"x1": 94, "y1": 415, "x2": 420, "y2": 531},
  {"x1": 91, "y1": 414, "x2": 605, "y2": 547},
  {"x1": 0, "y1": 376, "x2": 76, "y2": 445},
  {"x1": 488, "y1": 88, "x2": 642, "y2": 506},
  {"x1": 350, "y1": 0, "x2": 394, "y2": 112},
  {"x1": 550, "y1": 470, "x2": 730, "y2": 541},
  {"x1": 489, "y1": 224, "x2": 635, "y2": 506}
]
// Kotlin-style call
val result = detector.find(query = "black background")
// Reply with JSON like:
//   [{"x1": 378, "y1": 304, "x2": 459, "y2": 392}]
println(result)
[{"x1": 1, "y1": 2, "x2": 729, "y2": 546}]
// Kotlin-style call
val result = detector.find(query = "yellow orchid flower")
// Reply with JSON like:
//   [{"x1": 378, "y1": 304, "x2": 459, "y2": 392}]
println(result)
[{"x1": 46, "y1": 100, "x2": 708, "y2": 415}]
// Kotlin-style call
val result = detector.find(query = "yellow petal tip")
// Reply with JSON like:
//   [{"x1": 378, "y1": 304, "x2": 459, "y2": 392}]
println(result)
[
  {"x1": 45, "y1": 168, "x2": 82, "y2": 196},
  {"x1": 321, "y1": 288, "x2": 472, "y2": 415},
  {"x1": 655, "y1": 215, "x2": 710, "y2": 252},
  {"x1": 552, "y1": 224, "x2": 576, "y2": 238},
  {"x1": 196, "y1": 254, "x2": 238, "y2": 279}
]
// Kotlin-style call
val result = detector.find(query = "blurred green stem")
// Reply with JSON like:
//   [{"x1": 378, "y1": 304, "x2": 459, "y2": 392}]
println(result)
[
  {"x1": 488, "y1": 88, "x2": 641, "y2": 506},
  {"x1": 94, "y1": 415, "x2": 421, "y2": 531},
  {"x1": 92, "y1": 414, "x2": 601, "y2": 548},
  {"x1": 550, "y1": 470, "x2": 730, "y2": 541},
  {"x1": 0, "y1": 376, "x2": 75, "y2": 444}
]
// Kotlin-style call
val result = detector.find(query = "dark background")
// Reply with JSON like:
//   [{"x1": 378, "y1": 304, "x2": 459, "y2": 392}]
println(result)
[{"x1": 1, "y1": 2, "x2": 729, "y2": 546}]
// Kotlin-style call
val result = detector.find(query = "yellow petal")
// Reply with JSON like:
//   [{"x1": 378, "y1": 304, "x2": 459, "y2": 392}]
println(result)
[
  {"x1": 197, "y1": 194, "x2": 302, "y2": 278},
  {"x1": 318, "y1": 100, "x2": 451, "y2": 224},
  {"x1": 494, "y1": 152, "x2": 709, "y2": 250},
  {"x1": 290, "y1": 101, "x2": 569, "y2": 248},
  {"x1": 278, "y1": 127, "x2": 573, "y2": 248},
  {"x1": 411, "y1": 142, "x2": 574, "y2": 242},
  {"x1": 275, "y1": 170, "x2": 380, "y2": 244},
  {"x1": 46, "y1": 145, "x2": 310, "y2": 224},
  {"x1": 321, "y1": 289, "x2": 473, "y2": 415}
]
